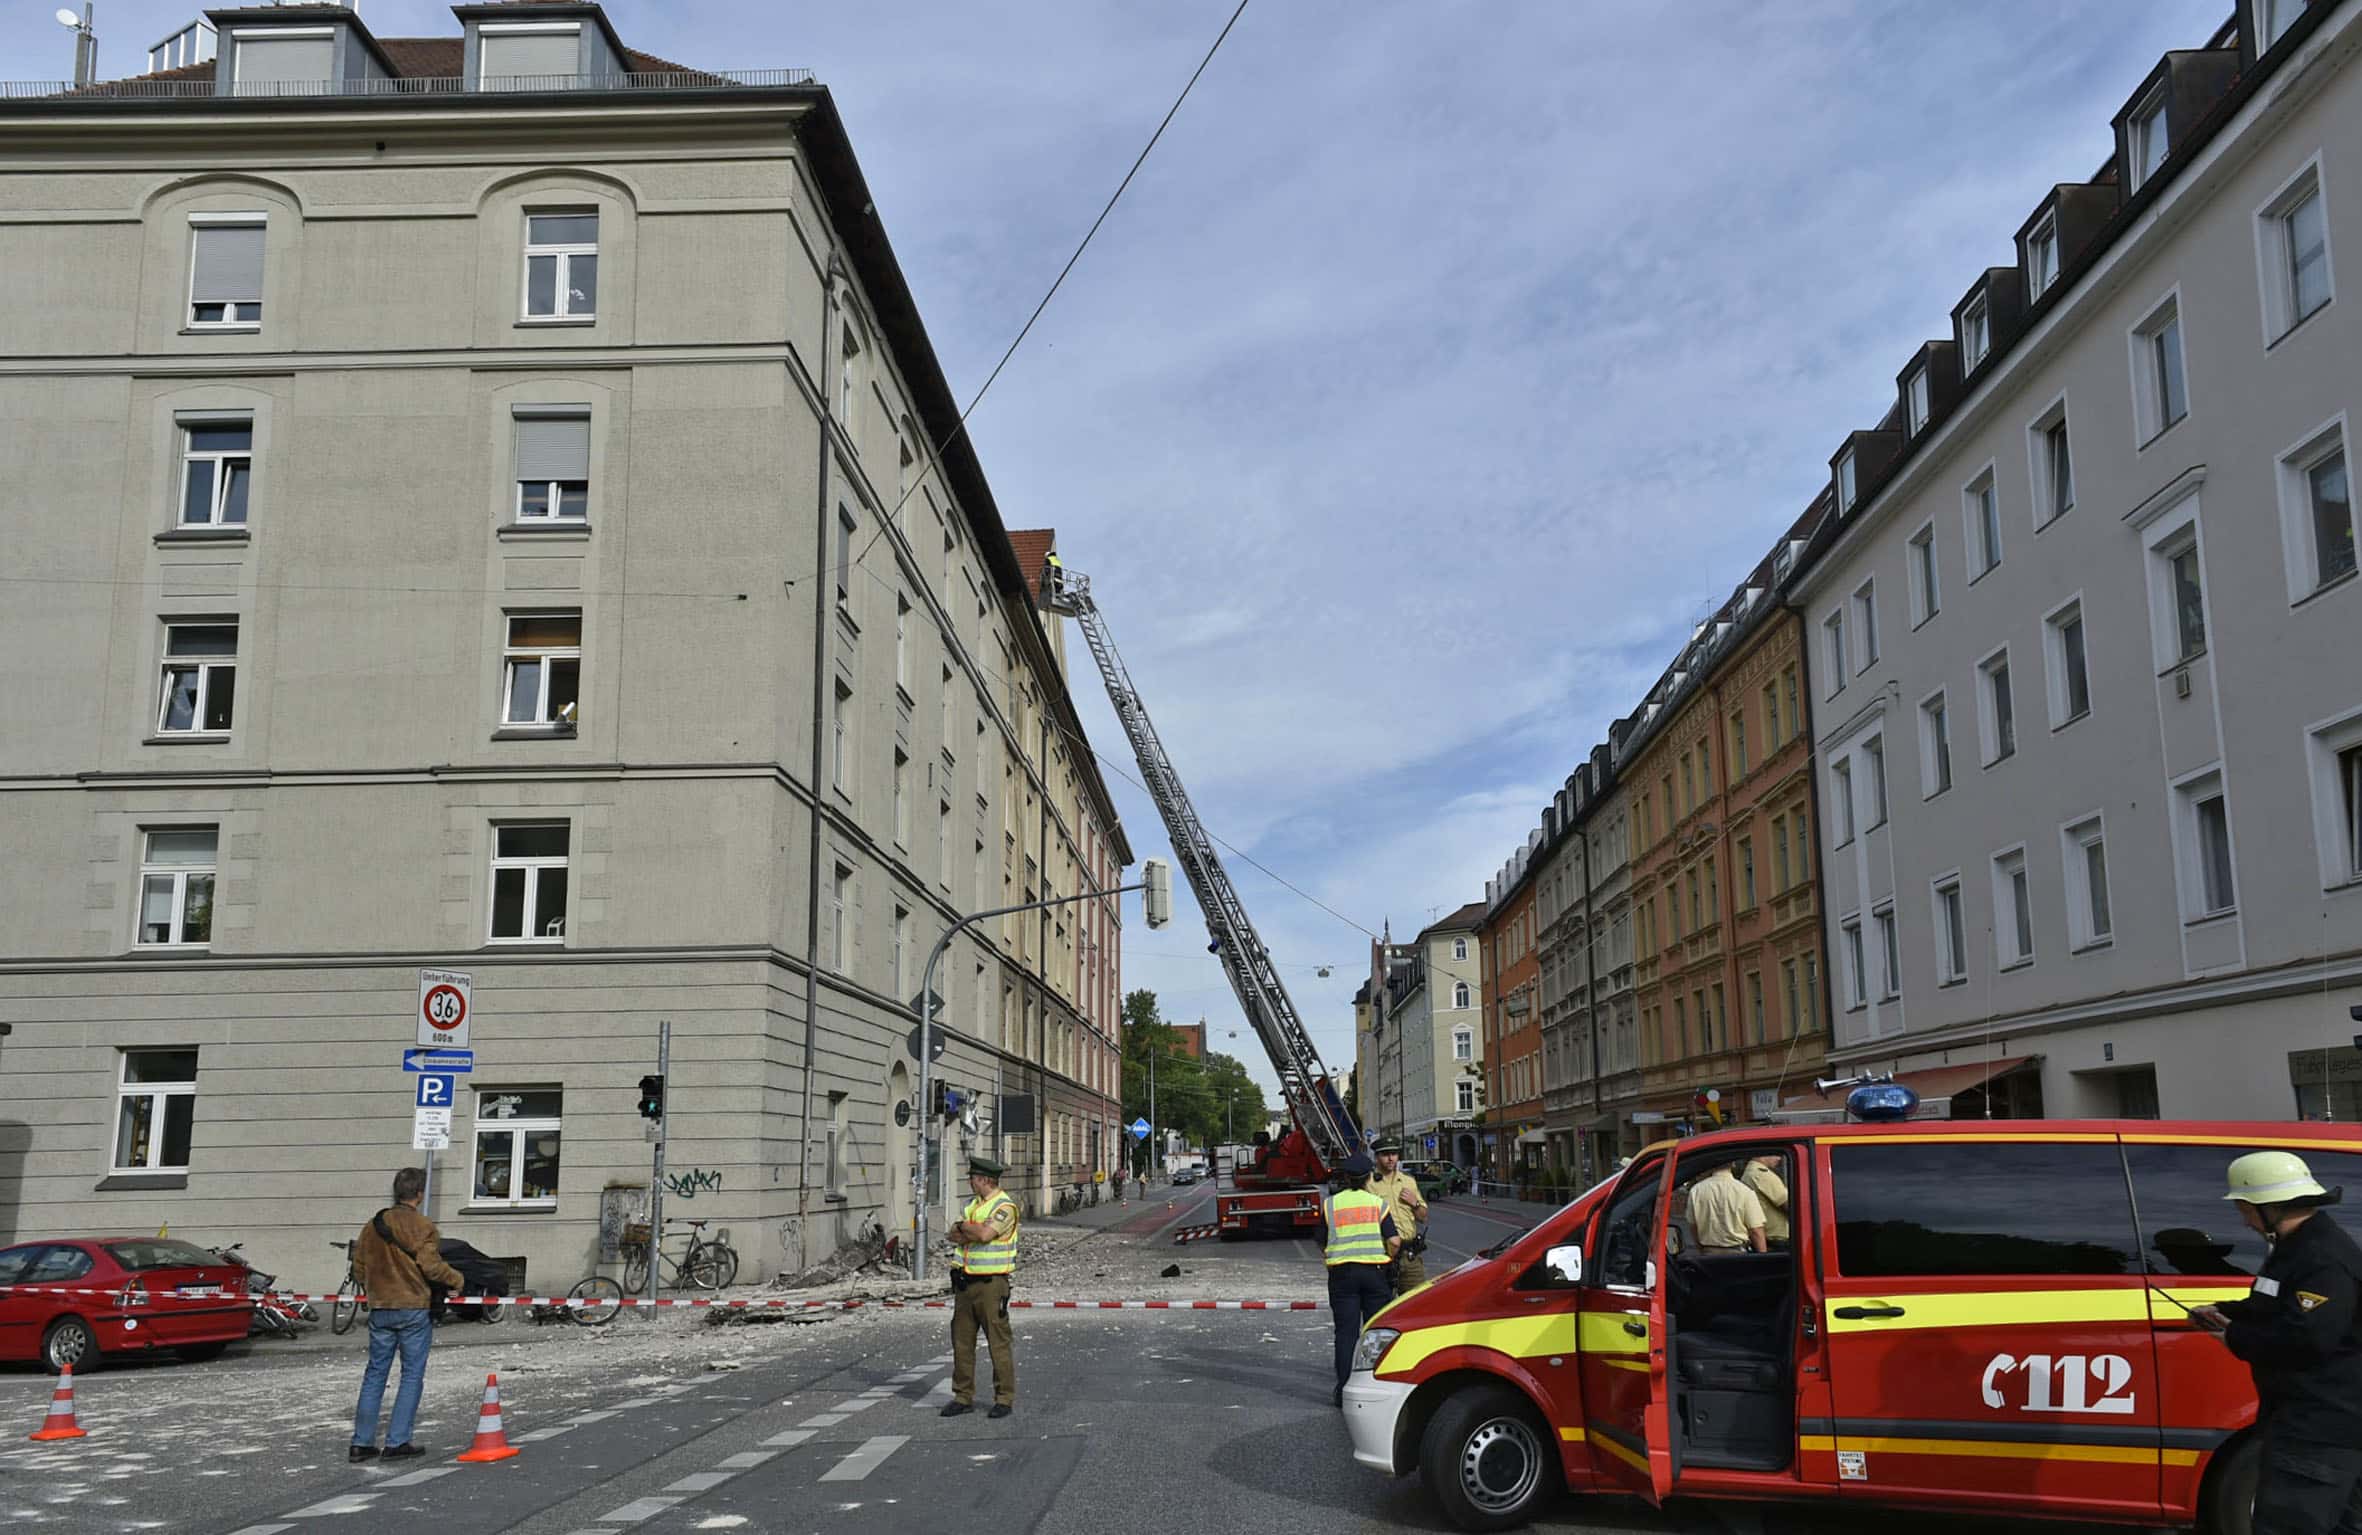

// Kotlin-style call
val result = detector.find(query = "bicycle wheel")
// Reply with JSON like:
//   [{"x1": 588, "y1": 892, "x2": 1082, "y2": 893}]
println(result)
[
  {"x1": 682, "y1": 1243, "x2": 726, "y2": 1291},
  {"x1": 707, "y1": 1242, "x2": 739, "y2": 1289},
  {"x1": 569, "y1": 1275, "x2": 624, "y2": 1327},
  {"x1": 330, "y1": 1276, "x2": 362, "y2": 1335},
  {"x1": 622, "y1": 1245, "x2": 650, "y2": 1294}
]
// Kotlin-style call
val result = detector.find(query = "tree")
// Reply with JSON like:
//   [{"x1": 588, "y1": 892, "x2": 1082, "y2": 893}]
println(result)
[{"x1": 1119, "y1": 990, "x2": 1272, "y2": 1157}]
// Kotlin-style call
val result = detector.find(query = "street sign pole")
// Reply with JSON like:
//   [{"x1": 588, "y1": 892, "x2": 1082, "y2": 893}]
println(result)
[{"x1": 648, "y1": 1019, "x2": 670, "y2": 1300}]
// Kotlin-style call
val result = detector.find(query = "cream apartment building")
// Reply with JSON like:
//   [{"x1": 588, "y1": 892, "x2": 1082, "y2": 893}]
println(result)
[
  {"x1": 1793, "y1": 0, "x2": 2361, "y2": 1120},
  {"x1": 0, "y1": 2, "x2": 1129, "y2": 1290},
  {"x1": 1393, "y1": 903, "x2": 1484, "y2": 1167}
]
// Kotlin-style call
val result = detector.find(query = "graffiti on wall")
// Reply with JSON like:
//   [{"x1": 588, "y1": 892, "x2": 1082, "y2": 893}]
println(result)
[{"x1": 664, "y1": 1167, "x2": 723, "y2": 1199}]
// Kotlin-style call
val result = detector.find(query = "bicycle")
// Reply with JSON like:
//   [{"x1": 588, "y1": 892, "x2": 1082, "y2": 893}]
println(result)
[
  {"x1": 619, "y1": 1218, "x2": 738, "y2": 1294},
  {"x1": 532, "y1": 1273, "x2": 627, "y2": 1327},
  {"x1": 328, "y1": 1239, "x2": 363, "y2": 1335}
]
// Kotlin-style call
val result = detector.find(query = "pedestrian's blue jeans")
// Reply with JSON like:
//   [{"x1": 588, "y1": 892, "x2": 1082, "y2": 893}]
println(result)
[{"x1": 352, "y1": 1308, "x2": 432, "y2": 1448}]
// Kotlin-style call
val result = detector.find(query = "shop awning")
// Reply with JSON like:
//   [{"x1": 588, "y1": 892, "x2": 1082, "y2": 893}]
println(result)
[
  {"x1": 1781, "y1": 1055, "x2": 2037, "y2": 1114},
  {"x1": 1516, "y1": 1128, "x2": 1548, "y2": 1147}
]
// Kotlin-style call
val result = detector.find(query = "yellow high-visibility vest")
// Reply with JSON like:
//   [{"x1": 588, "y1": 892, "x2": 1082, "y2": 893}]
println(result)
[
  {"x1": 1324, "y1": 1189, "x2": 1390, "y2": 1266},
  {"x1": 957, "y1": 1190, "x2": 1020, "y2": 1276}
]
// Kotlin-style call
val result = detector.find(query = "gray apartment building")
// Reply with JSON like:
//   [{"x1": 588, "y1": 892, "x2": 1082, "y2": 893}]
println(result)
[
  {"x1": 0, "y1": 3, "x2": 1130, "y2": 1291},
  {"x1": 1536, "y1": 747, "x2": 1640, "y2": 1184},
  {"x1": 1791, "y1": 0, "x2": 2360, "y2": 1121}
]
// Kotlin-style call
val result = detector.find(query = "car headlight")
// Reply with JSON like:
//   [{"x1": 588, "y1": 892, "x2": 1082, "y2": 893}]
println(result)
[{"x1": 1351, "y1": 1327, "x2": 1400, "y2": 1374}]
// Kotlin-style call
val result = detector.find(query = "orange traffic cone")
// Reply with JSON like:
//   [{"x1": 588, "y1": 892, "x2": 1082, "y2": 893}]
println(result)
[
  {"x1": 29, "y1": 1365, "x2": 87, "y2": 1441},
  {"x1": 454, "y1": 1373, "x2": 520, "y2": 1463}
]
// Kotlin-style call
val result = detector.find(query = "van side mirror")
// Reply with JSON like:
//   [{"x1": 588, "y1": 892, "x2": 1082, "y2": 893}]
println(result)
[{"x1": 1545, "y1": 1244, "x2": 1583, "y2": 1284}]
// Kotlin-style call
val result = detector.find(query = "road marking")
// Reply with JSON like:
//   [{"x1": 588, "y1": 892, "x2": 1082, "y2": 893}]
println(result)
[
  {"x1": 716, "y1": 1451, "x2": 778, "y2": 1470},
  {"x1": 761, "y1": 1429, "x2": 815, "y2": 1448},
  {"x1": 663, "y1": 1471, "x2": 735, "y2": 1493},
  {"x1": 227, "y1": 1526, "x2": 295, "y2": 1535},
  {"x1": 798, "y1": 1412, "x2": 849, "y2": 1428},
  {"x1": 829, "y1": 1397, "x2": 877, "y2": 1413},
  {"x1": 596, "y1": 1496, "x2": 684, "y2": 1523},
  {"x1": 287, "y1": 1493, "x2": 379, "y2": 1517},
  {"x1": 818, "y1": 1435, "x2": 909, "y2": 1482},
  {"x1": 379, "y1": 1466, "x2": 459, "y2": 1488},
  {"x1": 917, "y1": 1375, "x2": 954, "y2": 1407},
  {"x1": 930, "y1": 1354, "x2": 952, "y2": 1364},
  {"x1": 568, "y1": 1409, "x2": 620, "y2": 1424},
  {"x1": 516, "y1": 1427, "x2": 571, "y2": 1443}
]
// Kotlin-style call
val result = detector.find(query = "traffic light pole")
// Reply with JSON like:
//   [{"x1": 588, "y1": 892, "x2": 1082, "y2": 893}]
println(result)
[
  {"x1": 647, "y1": 1018, "x2": 670, "y2": 1299},
  {"x1": 914, "y1": 863, "x2": 1168, "y2": 1284}
]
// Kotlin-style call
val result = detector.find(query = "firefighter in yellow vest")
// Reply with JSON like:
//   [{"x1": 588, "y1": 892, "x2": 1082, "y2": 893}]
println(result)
[
  {"x1": 942, "y1": 1155, "x2": 1020, "y2": 1419},
  {"x1": 1324, "y1": 1152, "x2": 1402, "y2": 1407}
]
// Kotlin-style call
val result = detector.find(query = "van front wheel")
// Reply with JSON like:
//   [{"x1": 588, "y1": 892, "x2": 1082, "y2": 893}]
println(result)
[
  {"x1": 2199, "y1": 1434, "x2": 2257, "y2": 1535},
  {"x1": 1420, "y1": 1384, "x2": 1560, "y2": 1532}
]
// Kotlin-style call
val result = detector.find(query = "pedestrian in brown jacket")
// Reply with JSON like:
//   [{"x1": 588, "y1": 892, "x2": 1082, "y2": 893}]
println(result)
[{"x1": 349, "y1": 1166, "x2": 464, "y2": 1462}]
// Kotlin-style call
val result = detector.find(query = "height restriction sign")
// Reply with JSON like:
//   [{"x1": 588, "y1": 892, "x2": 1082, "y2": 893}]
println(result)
[{"x1": 417, "y1": 968, "x2": 473, "y2": 1049}]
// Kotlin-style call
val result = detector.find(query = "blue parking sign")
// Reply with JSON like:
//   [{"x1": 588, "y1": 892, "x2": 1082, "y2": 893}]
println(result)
[{"x1": 416, "y1": 1074, "x2": 456, "y2": 1109}]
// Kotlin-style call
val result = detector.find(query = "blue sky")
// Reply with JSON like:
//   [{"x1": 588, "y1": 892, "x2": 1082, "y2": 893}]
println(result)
[{"x1": 7, "y1": 1, "x2": 2228, "y2": 1096}]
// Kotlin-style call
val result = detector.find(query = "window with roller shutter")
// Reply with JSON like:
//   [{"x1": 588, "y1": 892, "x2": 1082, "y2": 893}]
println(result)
[
  {"x1": 480, "y1": 26, "x2": 583, "y2": 87},
  {"x1": 230, "y1": 32, "x2": 334, "y2": 97},
  {"x1": 187, "y1": 218, "x2": 265, "y2": 327},
  {"x1": 513, "y1": 409, "x2": 591, "y2": 522}
]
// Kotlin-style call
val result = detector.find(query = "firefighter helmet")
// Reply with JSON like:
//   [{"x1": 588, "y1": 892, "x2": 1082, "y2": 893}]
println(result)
[{"x1": 2222, "y1": 1149, "x2": 2330, "y2": 1205}]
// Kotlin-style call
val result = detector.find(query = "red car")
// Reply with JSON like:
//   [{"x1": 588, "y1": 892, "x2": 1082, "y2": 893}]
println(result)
[{"x1": 0, "y1": 1236, "x2": 253, "y2": 1373}]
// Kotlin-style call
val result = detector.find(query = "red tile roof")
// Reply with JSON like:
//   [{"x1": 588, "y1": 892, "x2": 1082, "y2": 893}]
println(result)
[{"x1": 1007, "y1": 529, "x2": 1056, "y2": 603}]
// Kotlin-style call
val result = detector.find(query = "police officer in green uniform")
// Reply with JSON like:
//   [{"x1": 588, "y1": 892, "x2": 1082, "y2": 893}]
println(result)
[
  {"x1": 1324, "y1": 1152, "x2": 1401, "y2": 1407},
  {"x1": 942, "y1": 1155, "x2": 1020, "y2": 1419},
  {"x1": 2190, "y1": 1151, "x2": 2362, "y2": 1535}
]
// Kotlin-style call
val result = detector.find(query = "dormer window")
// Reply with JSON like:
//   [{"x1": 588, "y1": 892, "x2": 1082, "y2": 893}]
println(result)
[
  {"x1": 2128, "y1": 87, "x2": 2169, "y2": 192},
  {"x1": 1906, "y1": 369, "x2": 1931, "y2": 435},
  {"x1": 480, "y1": 20, "x2": 584, "y2": 88},
  {"x1": 1960, "y1": 295, "x2": 1991, "y2": 370},
  {"x1": 229, "y1": 26, "x2": 334, "y2": 96},
  {"x1": 2027, "y1": 215, "x2": 2061, "y2": 298},
  {"x1": 1836, "y1": 450, "x2": 1858, "y2": 511}
]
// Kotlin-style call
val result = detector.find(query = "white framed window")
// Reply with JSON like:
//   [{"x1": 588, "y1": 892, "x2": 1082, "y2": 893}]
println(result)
[
  {"x1": 1908, "y1": 521, "x2": 1941, "y2": 626},
  {"x1": 835, "y1": 503, "x2": 859, "y2": 611},
  {"x1": 1840, "y1": 914, "x2": 1867, "y2": 1010},
  {"x1": 2157, "y1": 529, "x2": 2210, "y2": 667},
  {"x1": 137, "y1": 828, "x2": 216, "y2": 948},
  {"x1": 2277, "y1": 415, "x2": 2355, "y2": 599},
  {"x1": 2127, "y1": 84, "x2": 2169, "y2": 192},
  {"x1": 489, "y1": 823, "x2": 568, "y2": 943},
  {"x1": 1931, "y1": 874, "x2": 1968, "y2": 986},
  {"x1": 1960, "y1": 294, "x2": 1991, "y2": 371},
  {"x1": 1823, "y1": 610, "x2": 1847, "y2": 697},
  {"x1": 1991, "y1": 846, "x2": 2034, "y2": 968},
  {"x1": 2171, "y1": 769, "x2": 2238, "y2": 920},
  {"x1": 1863, "y1": 735, "x2": 1889, "y2": 829},
  {"x1": 1906, "y1": 368, "x2": 1931, "y2": 435},
  {"x1": 1919, "y1": 689, "x2": 1954, "y2": 798},
  {"x1": 1456, "y1": 1079, "x2": 1476, "y2": 1114},
  {"x1": 2044, "y1": 597, "x2": 2092, "y2": 729},
  {"x1": 513, "y1": 409, "x2": 590, "y2": 521},
  {"x1": 831, "y1": 680, "x2": 853, "y2": 793},
  {"x1": 2304, "y1": 708, "x2": 2362, "y2": 890},
  {"x1": 2128, "y1": 294, "x2": 2189, "y2": 446},
  {"x1": 2061, "y1": 813, "x2": 2113, "y2": 951},
  {"x1": 521, "y1": 210, "x2": 598, "y2": 320},
  {"x1": 177, "y1": 418, "x2": 252, "y2": 527},
  {"x1": 830, "y1": 862, "x2": 854, "y2": 970},
  {"x1": 471, "y1": 1088, "x2": 562, "y2": 1208},
  {"x1": 1453, "y1": 937, "x2": 1468, "y2": 961},
  {"x1": 157, "y1": 621, "x2": 237, "y2": 735},
  {"x1": 1852, "y1": 580, "x2": 1879, "y2": 671},
  {"x1": 187, "y1": 213, "x2": 265, "y2": 326},
  {"x1": 1964, "y1": 466, "x2": 2002, "y2": 579},
  {"x1": 1453, "y1": 1027, "x2": 1473, "y2": 1061},
  {"x1": 892, "y1": 747, "x2": 910, "y2": 848},
  {"x1": 1978, "y1": 647, "x2": 2016, "y2": 765},
  {"x1": 1830, "y1": 758, "x2": 1855, "y2": 845},
  {"x1": 1836, "y1": 450, "x2": 1858, "y2": 512},
  {"x1": 1873, "y1": 903, "x2": 1900, "y2": 1000},
  {"x1": 2026, "y1": 213, "x2": 2060, "y2": 299},
  {"x1": 114, "y1": 1048, "x2": 199, "y2": 1172},
  {"x1": 838, "y1": 314, "x2": 864, "y2": 424},
  {"x1": 2029, "y1": 397, "x2": 2075, "y2": 528},
  {"x1": 2256, "y1": 157, "x2": 2333, "y2": 343},
  {"x1": 501, "y1": 612, "x2": 581, "y2": 728},
  {"x1": 1452, "y1": 980, "x2": 1471, "y2": 1009}
]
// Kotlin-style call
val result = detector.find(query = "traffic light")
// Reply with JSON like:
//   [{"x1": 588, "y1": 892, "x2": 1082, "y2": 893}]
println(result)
[
  {"x1": 932, "y1": 1081, "x2": 968, "y2": 1122},
  {"x1": 637, "y1": 1074, "x2": 666, "y2": 1121},
  {"x1": 1143, "y1": 858, "x2": 1172, "y2": 930}
]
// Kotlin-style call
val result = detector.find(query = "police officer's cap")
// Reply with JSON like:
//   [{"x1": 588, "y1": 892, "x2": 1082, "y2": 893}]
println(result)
[
  {"x1": 968, "y1": 1155, "x2": 1006, "y2": 1179},
  {"x1": 1371, "y1": 1139, "x2": 1403, "y2": 1156},
  {"x1": 1339, "y1": 1153, "x2": 1375, "y2": 1178}
]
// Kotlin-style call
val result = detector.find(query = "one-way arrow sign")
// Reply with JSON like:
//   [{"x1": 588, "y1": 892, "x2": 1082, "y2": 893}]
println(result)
[{"x1": 403, "y1": 1048, "x2": 474, "y2": 1074}]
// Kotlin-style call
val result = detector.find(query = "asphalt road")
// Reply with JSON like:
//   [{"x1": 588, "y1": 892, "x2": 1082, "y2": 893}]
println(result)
[{"x1": 0, "y1": 1201, "x2": 2151, "y2": 1535}]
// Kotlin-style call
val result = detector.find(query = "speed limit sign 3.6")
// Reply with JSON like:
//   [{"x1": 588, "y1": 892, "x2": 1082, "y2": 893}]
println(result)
[{"x1": 418, "y1": 968, "x2": 474, "y2": 1049}]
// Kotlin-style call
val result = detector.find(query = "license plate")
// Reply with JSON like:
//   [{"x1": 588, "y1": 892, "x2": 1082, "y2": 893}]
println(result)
[{"x1": 177, "y1": 1284, "x2": 223, "y2": 1298}]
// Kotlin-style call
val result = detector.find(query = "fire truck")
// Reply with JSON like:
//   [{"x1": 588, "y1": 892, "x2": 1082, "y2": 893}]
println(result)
[{"x1": 1044, "y1": 564, "x2": 1361, "y2": 1238}]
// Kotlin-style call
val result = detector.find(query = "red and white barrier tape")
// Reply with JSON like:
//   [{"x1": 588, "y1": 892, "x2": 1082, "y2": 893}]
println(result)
[{"x1": 0, "y1": 1284, "x2": 1322, "y2": 1312}]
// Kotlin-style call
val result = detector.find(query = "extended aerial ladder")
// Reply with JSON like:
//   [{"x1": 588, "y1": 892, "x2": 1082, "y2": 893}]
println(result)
[{"x1": 1044, "y1": 565, "x2": 1361, "y2": 1228}]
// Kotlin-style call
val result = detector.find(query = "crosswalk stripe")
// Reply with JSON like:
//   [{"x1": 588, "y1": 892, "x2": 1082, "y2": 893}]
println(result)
[
  {"x1": 829, "y1": 1397, "x2": 877, "y2": 1413},
  {"x1": 379, "y1": 1466, "x2": 460, "y2": 1487},
  {"x1": 818, "y1": 1435, "x2": 909, "y2": 1483},
  {"x1": 596, "y1": 1496, "x2": 683, "y2": 1523},
  {"x1": 287, "y1": 1494, "x2": 378, "y2": 1518},
  {"x1": 516, "y1": 1427, "x2": 571, "y2": 1443},
  {"x1": 798, "y1": 1412, "x2": 848, "y2": 1428},
  {"x1": 663, "y1": 1471, "x2": 734, "y2": 1493},
  {"x1": 717, "y1": 1451, "x2": 778, "y2": 1470},
  {"x1": 761, "y1": 1429, "x2": 815, "y2": 1448},
  {"x1": 917, "y1": 1376, "x2": 954, "y2": 1407},
  {"x1": 227, "y1": 1526, "x2": 295, "y2": 1534}
]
